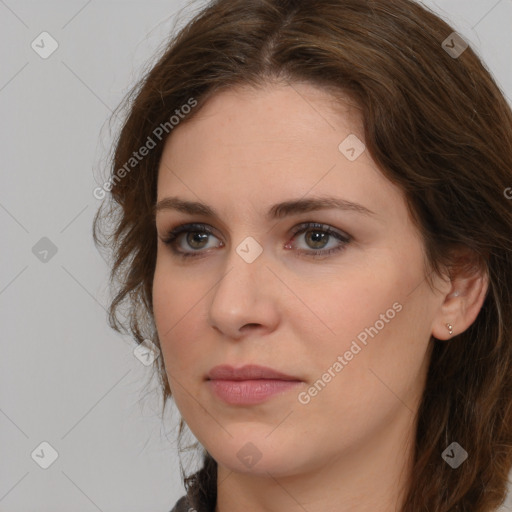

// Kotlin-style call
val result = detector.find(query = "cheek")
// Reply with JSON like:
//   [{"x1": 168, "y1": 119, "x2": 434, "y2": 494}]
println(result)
[
  {"x1": 294, "y1": 309, "x2": 430, "y2": 451},
  {"x1": 295, "y1": 251, "x2": 431, "y2": 410},
  {"x1": 293, "y1": 258, "x2": 401, "y2": 351},
  {"x1": 152, "y1": 265, "x2": 207, "y2": 378}
]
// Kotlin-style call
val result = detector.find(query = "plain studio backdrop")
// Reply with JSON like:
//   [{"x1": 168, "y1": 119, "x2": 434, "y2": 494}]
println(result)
[{"x1": 0, "y1": 1, "x2": 511, "y2": 511}]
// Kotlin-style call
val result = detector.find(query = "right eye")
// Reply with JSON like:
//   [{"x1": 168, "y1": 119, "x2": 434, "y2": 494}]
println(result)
[{"x1": 160, "y1": 223, "x2": 224, "y2": 258}]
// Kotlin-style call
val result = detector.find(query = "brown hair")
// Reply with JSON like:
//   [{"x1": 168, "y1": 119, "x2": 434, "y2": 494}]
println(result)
[{"x1": 93, "y1": 0, "x2": 512, "y2": 510}]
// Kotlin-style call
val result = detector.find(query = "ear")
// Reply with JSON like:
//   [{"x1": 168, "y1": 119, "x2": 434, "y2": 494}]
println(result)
[{"x1": 431, "y1": 248, "x2": 489, "y2": 340}]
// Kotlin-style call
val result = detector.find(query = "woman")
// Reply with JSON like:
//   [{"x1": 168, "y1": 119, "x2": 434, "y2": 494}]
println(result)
[{"x1": 93, "y1": 0, "x2": 512, "y2": 510}]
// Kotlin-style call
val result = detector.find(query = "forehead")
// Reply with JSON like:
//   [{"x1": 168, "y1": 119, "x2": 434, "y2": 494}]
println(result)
[
  {"x1": 156, "y1": 82, "x2": 405, "y2": 223},
  {"x1": 167, "y1": 82, "x2": 363, "y2": 150}
]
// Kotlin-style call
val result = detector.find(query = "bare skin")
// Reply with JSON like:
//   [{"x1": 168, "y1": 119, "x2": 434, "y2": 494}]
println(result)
[{"x1": 152, "y1": 82, "x2": 488, "y2": 512}]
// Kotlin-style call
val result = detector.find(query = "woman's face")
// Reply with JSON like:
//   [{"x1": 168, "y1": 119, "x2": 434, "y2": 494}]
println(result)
[{"x1": 152, "y1": 82, "x2": 450, "y2": 478}]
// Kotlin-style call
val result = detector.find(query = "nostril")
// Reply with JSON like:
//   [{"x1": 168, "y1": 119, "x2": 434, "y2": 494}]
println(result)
[{"x1": 242, "y1": 323, "x2": 261, "y2": 329}]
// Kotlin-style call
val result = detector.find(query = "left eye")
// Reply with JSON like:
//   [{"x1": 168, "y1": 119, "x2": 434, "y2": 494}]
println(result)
[
  {"x1": 288, "y1": 222, "x2": 351, "y2": 257},
  {"x1": 160, "y1": 222, "x2": 351, "y2": 259}
]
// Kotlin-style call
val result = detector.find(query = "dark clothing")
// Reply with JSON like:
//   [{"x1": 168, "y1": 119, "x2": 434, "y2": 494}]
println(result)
[
  {"x1": 170, "y1": 494, "x2": 214, "y2": 512},
  {"x1": 170, "y1": 495, "x2": 194, "y2": 512},
  {"x1": 171, "y1": 496, "x2": 192, "y2": 512}
]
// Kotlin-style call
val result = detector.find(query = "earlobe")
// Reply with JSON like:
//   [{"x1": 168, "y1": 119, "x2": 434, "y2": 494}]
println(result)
[{"x1": 432, "y1": 321, "x2": 456, "y2": 341}]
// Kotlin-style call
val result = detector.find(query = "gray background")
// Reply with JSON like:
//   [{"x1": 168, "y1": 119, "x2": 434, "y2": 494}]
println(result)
[{"x1": 1, "y1": 1, "x2": 511, "y2": 510}]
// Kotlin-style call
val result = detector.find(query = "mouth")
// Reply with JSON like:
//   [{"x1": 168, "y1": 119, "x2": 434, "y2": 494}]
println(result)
[
  {"x1": 206, "y1": 364, "x2": 302, "y2": 405},
  {"x1": 207, "y1": 379, "x2": 302, "y2": 405}
]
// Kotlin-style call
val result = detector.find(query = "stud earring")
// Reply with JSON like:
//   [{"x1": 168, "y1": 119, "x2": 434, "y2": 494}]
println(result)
[{"x1": 446, "y1": 323, "x2": 453, "y2": 336}]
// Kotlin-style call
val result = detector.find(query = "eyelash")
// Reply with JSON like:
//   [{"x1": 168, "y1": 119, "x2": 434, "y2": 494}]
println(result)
[{"x1": 160, "y1": 222, "x2": 352, "y2": 260}]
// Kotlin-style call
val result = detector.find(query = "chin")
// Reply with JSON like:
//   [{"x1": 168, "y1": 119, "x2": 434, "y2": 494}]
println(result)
[
  {"x1": 209, "y1": 434, "x2": 306, "y2": 477},
  {"x1": 218, "y1": 452, "x2": 295, "y2": 476}
]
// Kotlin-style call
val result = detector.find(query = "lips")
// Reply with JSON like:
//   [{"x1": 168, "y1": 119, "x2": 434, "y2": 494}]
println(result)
[
  {"x1": 206, "y1": 364, "x2": 302, "y2": 405},
  {"x1": 206, "y1": 364, "x2": 301, "y2": 382}
]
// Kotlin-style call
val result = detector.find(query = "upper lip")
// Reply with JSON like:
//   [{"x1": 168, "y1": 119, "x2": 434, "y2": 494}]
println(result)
[{"x1": 207, "y1": 364, "x2": 301, "y2": 381}]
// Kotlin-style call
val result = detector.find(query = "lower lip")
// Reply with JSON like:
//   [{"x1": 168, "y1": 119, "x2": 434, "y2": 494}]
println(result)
[{"x1": 207, "y1": 379, "x2": 301, "y2": 405}]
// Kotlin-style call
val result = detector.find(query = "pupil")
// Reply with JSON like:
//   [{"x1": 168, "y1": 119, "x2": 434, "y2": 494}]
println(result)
[
  {"x1": 308, "y1": 230, "x2": 327, "y2": 248},
  {"x1": 188, "y1": 232, "x2": 208, "y2": 248}
]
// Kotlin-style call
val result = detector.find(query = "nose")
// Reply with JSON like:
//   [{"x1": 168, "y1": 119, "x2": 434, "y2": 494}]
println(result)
[{"x1": 207, "y1": 243, "x2": 281, "y2": 340}]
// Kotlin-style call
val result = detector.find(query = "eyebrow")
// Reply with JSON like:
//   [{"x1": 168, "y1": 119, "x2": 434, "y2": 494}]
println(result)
[{"x1": 153, "y1": 196, "x2": 376, "y2": 221}]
